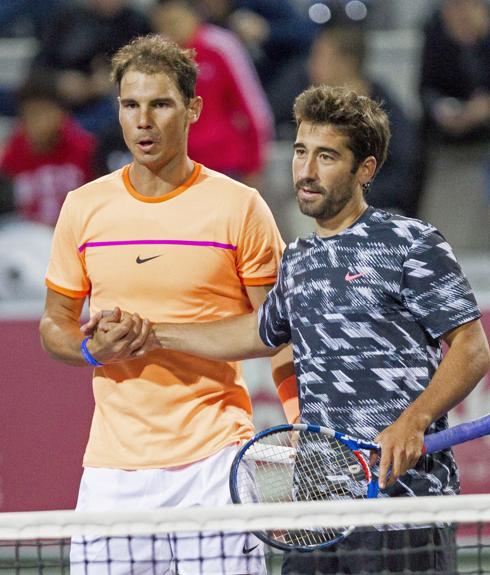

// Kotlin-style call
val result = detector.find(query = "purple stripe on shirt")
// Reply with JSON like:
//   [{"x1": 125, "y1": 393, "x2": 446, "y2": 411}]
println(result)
[{"x1": 78, "y1": 239, "x2": 237, "y2": 252}]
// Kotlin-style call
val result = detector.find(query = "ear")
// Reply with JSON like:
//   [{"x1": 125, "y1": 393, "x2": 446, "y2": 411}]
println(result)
[
  {"x1": 187, "y1": 96, "x2": 203, "y2": 124},
  {"x1": 357, "y1": 156, "x2": 377, "y2": 187}
]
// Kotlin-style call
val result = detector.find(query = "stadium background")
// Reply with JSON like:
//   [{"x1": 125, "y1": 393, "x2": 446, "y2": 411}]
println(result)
[{"x1": 0, "y1": 0, "x2": 488, "y2": 512}]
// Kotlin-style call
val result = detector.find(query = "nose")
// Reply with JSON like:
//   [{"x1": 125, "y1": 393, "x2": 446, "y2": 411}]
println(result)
[
  {"x1": 137, "y1": 107, "x2": 152, "y2": 130},
  {"x1": 298, "y1": 155, "x2": 317, "y2": 181}
]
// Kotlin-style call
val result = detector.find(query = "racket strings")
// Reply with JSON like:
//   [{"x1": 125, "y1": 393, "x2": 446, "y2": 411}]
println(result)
[{"x1": 238, "y1": 429, "x2": 371, "y2": 549}]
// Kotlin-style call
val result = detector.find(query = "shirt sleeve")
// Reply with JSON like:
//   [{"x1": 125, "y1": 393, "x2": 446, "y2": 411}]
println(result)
[
  {"x1": 258, "y1": 260, "x2": 291, "y2": 347},
  {"x1": 45, "y1": 193, "x2": 91, "y2": 298},
  {"x1": 400, "y1": 227, "x2": 481, "y2": 339},
  {"x1": 236, "y1": 190, "x2": 284, "y2": 285}
]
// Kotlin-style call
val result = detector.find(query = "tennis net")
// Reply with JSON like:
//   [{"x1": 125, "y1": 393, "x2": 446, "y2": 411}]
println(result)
[{"x1": 0, "y1": 494, "x2": 489, "y2": 574}]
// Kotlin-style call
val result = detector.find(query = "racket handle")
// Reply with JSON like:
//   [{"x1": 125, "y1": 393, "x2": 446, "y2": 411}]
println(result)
[{"x1": 423, "y1": 414, "x2": 490, "y2": 454}]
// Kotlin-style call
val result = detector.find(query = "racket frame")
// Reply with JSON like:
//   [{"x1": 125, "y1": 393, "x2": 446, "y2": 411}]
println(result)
[{"x1": 229, "y1": 423, "x2": 379, "y2": 552}]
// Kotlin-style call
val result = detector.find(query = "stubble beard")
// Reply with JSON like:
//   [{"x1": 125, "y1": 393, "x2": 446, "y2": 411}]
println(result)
[{"x1": 295, "y1": 179, "x2": 356, "y2": 221}]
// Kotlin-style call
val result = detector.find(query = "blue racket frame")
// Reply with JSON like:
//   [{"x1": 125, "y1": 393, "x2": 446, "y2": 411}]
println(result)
[
  {"x1": 229, "y1": 415, "x2": 490, "y2": 552},
  {"x1": 229, "y1": 423, "x2": 379, "y2": 552}
]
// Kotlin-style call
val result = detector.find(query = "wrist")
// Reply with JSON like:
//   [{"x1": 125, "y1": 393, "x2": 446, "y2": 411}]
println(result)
[
  {"x1": 399, "y1": 406, "x2": 432, "y2": 432},
  {"x1": 276, "y1": 374, "x2": 300, "y2": 424},
  {"x1": 80, "y1": 336, "x2": 104, "y2": 367}
]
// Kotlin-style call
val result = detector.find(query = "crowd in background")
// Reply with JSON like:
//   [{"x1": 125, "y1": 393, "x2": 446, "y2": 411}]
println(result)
[{"x1": 0, "y1": 0, "x2": 488, "y2": 300}]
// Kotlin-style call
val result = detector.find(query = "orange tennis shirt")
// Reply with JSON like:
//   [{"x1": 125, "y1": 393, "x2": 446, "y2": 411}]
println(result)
[{"x1": 45, "y1": 163, "x2": 284, "y2": 469}]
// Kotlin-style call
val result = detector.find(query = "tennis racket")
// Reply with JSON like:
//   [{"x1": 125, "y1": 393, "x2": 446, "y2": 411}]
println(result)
[{"x1": 229, "y1": 414, "x2": 490, "y2": 552}]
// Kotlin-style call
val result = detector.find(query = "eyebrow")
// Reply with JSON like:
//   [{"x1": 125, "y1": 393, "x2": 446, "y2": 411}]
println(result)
[
  {"x1": 119, "y1": 97, "x2": 176, "y2": 105},
  {"x1": 293, "y1": 142, "x2": 341, "y2": 157}
]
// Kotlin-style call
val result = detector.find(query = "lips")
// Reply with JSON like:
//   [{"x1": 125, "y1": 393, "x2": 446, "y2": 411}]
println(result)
[
  {"x1": 137, "y1": 138, "x2": 156, "y2": 152},
  {"x1": 297, "y1": 187, "x2": 323, "y2": 201}
]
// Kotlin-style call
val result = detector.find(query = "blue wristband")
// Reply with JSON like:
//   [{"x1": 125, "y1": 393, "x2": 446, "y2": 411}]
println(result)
[{"x1": 80, "y1": 337, "x2": 104, "y2": 367}]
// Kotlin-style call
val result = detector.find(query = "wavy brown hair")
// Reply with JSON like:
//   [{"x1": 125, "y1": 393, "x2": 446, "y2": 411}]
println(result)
[
  {"x1": 293, "y1": 85, "x2": 391, "y2": 176},
  {"x1": 111, "y1": 34, "x2": 198, "y2": 105}
]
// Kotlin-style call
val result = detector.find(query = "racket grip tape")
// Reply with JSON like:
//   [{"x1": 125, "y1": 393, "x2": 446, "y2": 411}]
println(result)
[{"x1": 423, "y1": 414, "x2": 490, "y2": 454}]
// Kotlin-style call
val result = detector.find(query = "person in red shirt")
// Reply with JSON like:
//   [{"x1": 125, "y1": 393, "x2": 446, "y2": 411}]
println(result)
[
  {"x1": 0, "y1": 74, "x2": 97, "y2": 227},
  {"x1": 151, "y1": 0, "x2": 273, "y2": 188}
]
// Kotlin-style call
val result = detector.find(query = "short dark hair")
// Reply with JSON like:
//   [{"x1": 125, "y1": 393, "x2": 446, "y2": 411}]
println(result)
[
  {"x1": 111, "y1": 34, "x2": 198, "y2": 104},
  {"x1": 293, "y1": 85, "x2": 391, "y2": 175}
]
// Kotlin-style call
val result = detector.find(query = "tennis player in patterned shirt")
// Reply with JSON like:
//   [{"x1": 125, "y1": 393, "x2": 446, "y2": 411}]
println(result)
[
  {"x1": 39, "y1": 35, "x2": 298, "y2": 575},
  {"x1": 115, "y1": 85, "x2": 490, "y2": 574}
]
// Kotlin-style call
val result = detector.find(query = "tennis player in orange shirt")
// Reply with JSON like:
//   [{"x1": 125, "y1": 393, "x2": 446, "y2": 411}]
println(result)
[{"x1": 40, "y1": 35, "x2": 296, "y2": 575}]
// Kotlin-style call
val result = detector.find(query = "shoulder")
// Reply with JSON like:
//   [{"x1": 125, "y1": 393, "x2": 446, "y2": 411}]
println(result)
[
  {"x1": 62, "y1": 118, "x2": 97, "y2": 151},
  {"x1": 64, "y1": 167, "x2": 125, "y2": 206},
  {"x1": 197, "y1": 165, "x2": 262, "y2": 203},
  {"x1": 197, "y1": 24, "x2": 243, "y2": 51},
  {"x1": 281, "y1": 235, "x2": 316, "y2": 263},
  {"x1": 367, "y1": 208, "x2": 439, "y2": 246},
  {"x1": 196, "y1": 24, "x2": 251, "y2": 66}
]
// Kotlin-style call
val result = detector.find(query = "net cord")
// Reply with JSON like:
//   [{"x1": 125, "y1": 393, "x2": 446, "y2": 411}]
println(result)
[{"x1": 1, "y1": 494, "x2": 490, "y2": 540}]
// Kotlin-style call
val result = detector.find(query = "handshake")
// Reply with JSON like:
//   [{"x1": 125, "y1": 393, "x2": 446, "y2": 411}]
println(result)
[{"x1": 81, "y1": 307, "x2": 161, "y2": 365}]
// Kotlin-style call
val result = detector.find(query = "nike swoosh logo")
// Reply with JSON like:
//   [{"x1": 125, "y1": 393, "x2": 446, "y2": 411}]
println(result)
[
  {"x1": 136, "y1": 255, "x2": 162, "y2": 264},
  {"x1": 345, "y1": 272, "x2": 367, "y2": 281},
  {"x1": 242, "y1": 543, "x2": 259, "y2": 555}
]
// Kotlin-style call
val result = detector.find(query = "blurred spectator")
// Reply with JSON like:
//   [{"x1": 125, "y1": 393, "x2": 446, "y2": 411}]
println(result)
[
  {"x1": 30, "y1": 0, "x2": 151, "y2": 136},
  {"x1": 303, "y1": 25, "x2": 421, "y2": 216},
  {"x1": 0, "y1": 0, "x2": 66, "y2": 40},
  {"x1": 420, "y1": 0, "x2": 490, "y2": 144},
  {"x1": 197, "y1": 0, "x2": 315, "y2": 131},
  {"x1": 151, "y1": 0, "x2": 273, "y2": 187},
  {"x1": 93, "y1": 124, "x2": 132, "y2": 178},
  {"x1": 0, "y1": 74, "x2": 97, "y2": 227}
]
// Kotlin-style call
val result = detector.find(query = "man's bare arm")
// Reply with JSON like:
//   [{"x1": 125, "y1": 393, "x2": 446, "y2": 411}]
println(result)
[
  {"x1": 244, "y1": 284, "x2": 299, "y2": 422},
  {"x1": 40, "y1": 290, "x2": 152, "y2": 366},
  {"x1": 153, "y1": 311, "x2": 278, "y2": 361},
  {"x1": 374, "y1": 318, "x2": 490, "y2": 488},
  {"x1": 150, "y1": 284, "x2": 285, "y2": 361}
]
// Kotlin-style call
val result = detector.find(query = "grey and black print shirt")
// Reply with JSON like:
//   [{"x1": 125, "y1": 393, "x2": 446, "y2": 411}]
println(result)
[{"x1": 258, "y1": 207, "x2": 481, "y2": 497}]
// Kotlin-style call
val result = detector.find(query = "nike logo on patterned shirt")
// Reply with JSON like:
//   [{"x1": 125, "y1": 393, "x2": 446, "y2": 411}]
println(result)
[
  {"x1": 345, "y1": 271, "x2": 367, "y2": 281},
  {"x1": 242, "y1": 543, "x2": 259, "y2": 554},
  {"x1": 136, "y1": 255, "x2": 162, "y2": 264}
]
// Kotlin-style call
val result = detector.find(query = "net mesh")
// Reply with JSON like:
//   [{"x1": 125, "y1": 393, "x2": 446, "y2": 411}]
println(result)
[{"x1": 0, "y1": 494, "x2": 489, "y2": 574}]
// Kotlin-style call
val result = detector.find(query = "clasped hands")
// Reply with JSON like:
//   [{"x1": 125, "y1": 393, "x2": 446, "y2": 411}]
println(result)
[{"x1": 81, "y1": 307, "x2": 160, "y2": 364}]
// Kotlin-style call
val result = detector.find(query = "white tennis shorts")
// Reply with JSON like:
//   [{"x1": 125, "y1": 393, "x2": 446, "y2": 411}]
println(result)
[{"x1": 70, "y1": 445, "x2": 265, "y2": 575}]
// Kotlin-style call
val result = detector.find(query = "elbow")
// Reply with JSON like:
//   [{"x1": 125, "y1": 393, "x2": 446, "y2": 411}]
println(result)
[
  {"x1": 471, "y1": 333, "x2": 490, "y2": 383},
  {"x1": 39, "y1": 314, "x2": 56, "y2": 358},
  {"x1": 477, "y1": 344, "x2": 490, "y2": 381}
]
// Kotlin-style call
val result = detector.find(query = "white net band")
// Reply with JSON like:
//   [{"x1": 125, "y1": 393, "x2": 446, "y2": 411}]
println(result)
[{"x1": 1, "y1": 494, "x2": 489, "y2": 540}]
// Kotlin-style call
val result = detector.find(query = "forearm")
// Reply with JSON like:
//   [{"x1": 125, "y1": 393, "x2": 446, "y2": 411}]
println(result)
[
  {"x1": 398, "y1": 320, "x2": 490, "y2": 431},
  {"x1": 39, "y1": 312, "x2": 88, "y2": 366},
  {"x1": 154, "y1": 312, "x2": 277, "y2": 361},
  {"x1": 270, "y1": 345, "x2": 299, "y2": 423},
  {"x1": 374, "y1": 320, "x2": 489, "y2": 488}
]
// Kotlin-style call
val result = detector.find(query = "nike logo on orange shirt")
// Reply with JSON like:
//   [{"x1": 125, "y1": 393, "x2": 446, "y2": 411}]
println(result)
[
  {"x1": 136, "y1": 255, "x2": 161, "y2": 264},
  {"x1": 345, "y1": 271, "x2": 367, "y2": 281}
]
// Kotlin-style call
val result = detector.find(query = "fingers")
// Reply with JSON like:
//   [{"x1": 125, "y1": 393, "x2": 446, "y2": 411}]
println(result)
[
  {"x1": 375, "y1": 441, "x2": 422, "y2": 489},
  {"x1": 80, "y1": 311, "x2": 103, "y2": 335},
  {"x1": 127, "y1": 318, "x2": 153, "y2": 354},
  {"x1": 90, "y1": 311, "x2": 157, "y2": 363},
  {"x1": 377, "y1": 450, "x2": 393, "y2": 490},
  {"x1": 80, "y1": 308, "x2": 121, "y2": 335},
  {"x1": 368, "y1": 449, "x2": 379, "y2": 468}
]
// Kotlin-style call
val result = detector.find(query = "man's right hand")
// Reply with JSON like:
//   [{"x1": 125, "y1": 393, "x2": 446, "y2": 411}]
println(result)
[{"x1": 83, "y1": 307, "x2": 157, "y2": 364}]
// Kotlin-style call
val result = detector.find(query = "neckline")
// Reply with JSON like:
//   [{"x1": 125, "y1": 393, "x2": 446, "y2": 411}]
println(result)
[
  {"x1": 122, "y1": 163, "x2": 202, "y2": 203},
  {"x1": 314, "y1": 206, "x2": 374, "y2": 241}
]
